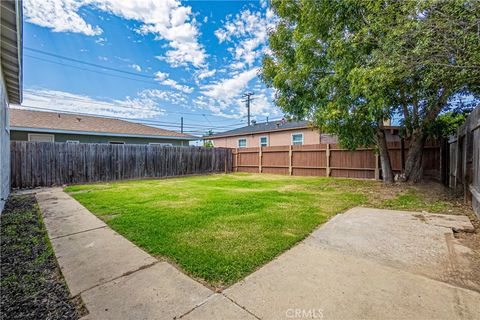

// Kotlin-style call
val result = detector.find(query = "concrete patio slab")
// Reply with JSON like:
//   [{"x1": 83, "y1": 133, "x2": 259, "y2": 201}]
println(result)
[
  {"x1": 306, "y1": 207, "x2": 477, "y2": 290},
  {"x1": 36, "y1": 189, "x2": 106, "y2": 239},
  {"x1": 51, "y1": 226, "x2": 157, "y2": 296},
  {"x1": 37, "y1": 188, "x2": 479, "y2": 320},
  {"x1": 225, "y1": 242, "x2": 480, "y2": 320},
  {"x1": 80, "y1": 262, "x2": 213, "y2": 320},
  {"x1": 181, "y1": 294, "x2": 257, "y2": 320},
  {"x1": 423, "y1": 212, "x2": 475, "y2": 232}
]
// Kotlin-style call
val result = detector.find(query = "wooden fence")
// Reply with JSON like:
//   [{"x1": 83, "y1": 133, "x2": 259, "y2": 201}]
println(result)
[
  {"x1": 233, "y1": 141, "x2": 442, "y2": 180},
  {"x1": 447, "y1": 105, "x2": 480, "y2": 218},
  {"x1": 10, "y1": 141, "x2": 233, "y2": 189}
]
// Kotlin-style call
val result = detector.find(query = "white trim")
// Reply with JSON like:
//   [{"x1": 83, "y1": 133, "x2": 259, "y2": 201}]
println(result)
[
  {"x1": 28, "y1": 133, "x2": 54, "y2": 142},
  {"x1": 237, "y1": 138, "x2": 247, "y2": 148},
  {"x1": 66, "y1": 140, "x2": 79, "y2": 144},
  {"x1": 109, "y1": 141, "x2": 125, "y2": 144},
  {"x1": 11, "y1": 126, "x2": 196, "y2": 140},
  {"x1": 259, "y1": 136, "x2": 268, "y2": 147},
  {"x1": 291, "y1": 133, "x2": 304, "y2": 145}
]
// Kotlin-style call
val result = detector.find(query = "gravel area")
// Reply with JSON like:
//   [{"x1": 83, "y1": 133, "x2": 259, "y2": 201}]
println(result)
[{"x1": 0, "y1": 195, "x2": 83, "y2": 320}]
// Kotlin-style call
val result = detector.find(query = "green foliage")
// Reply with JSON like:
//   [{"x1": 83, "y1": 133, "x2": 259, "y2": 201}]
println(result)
[
  {"x1": 262, "y1": 0, "x2": 480, "y2": 148},
  {"x1": 427, "y1": 109, "x2": 472, "y2": 138},
  {"x1": 203, "y1": 140, "x2": 214, "y2": 148}
]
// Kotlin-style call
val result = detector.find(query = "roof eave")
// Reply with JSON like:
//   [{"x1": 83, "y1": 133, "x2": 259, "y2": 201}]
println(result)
[
  {"x1": 1, "y1": 0, "x2": 23, "y2": 104},
  {"x1": 11, "y1": 126, "x2": 198, "y2": 140},
  {"x1": 204, "y1": 125, "x2": 311, "y2": 139}
]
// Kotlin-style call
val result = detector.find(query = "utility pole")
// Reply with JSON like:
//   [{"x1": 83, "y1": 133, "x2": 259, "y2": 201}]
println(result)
[
  {"x1": 242, "y1": 92, "x2": 255, "y2": 126},
  {"x1": 180, "y1": 117, "x2": 184, "y2": 133}
]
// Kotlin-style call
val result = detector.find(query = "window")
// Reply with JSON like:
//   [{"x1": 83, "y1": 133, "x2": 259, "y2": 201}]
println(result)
[
  {"x1": 238, "y1": 138, "x2": 247, "y2": 148},
  {"x1": 259, "y1": 136, "x2": 268, "y2": 147},
  {"x1": 109, "y1": 141, "x2": 125, "y2": 144},
  {"x1": 28, "y1": 133, "x2": 54, "y2": 142},
  {"x1": 291, "y1": 133, "x2": 304, "y2": 145},
  {"x1": 66, "y1": 140, "x2": 79, "y2": 144}
]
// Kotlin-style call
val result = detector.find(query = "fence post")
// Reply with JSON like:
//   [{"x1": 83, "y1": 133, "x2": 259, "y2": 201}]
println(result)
[
  {"x1": 326, "y1": 144, "x2": 331, "y2": 177},
  {"x1": 224, "y1": 149, "x2": 227, "y2": 173},
  {"x1": 288, "y1": 145, "x2": 293, "y2": 176},
  {"x1": 259, "y1": 147, "x2": 263, "y2": 173},
  {"x1": 235, "y1": 149, "x2": 239, "y2": 172},
  {"x1": 374, "y1": 154, "x2": 380, "y2": 180}
]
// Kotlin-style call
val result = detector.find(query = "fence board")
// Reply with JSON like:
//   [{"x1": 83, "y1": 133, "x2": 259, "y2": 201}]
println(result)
[
  {"x1": 10, "y1": 142, "x2": 232, "y2": 189},
  {"x1": 447, "y1": 105, "x2": 480, "y2": 218},
  {"x1": 233, "y1": 141, "x2": 441, "y2": 180}
]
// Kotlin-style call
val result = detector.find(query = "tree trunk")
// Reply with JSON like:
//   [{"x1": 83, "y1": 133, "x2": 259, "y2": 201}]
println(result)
[
  {"x1": 375, "y1": 128, "x2": 394, "y2": 184},
  {"x1": 403, "y1": 129, "x2": 425, "y2": 182}
]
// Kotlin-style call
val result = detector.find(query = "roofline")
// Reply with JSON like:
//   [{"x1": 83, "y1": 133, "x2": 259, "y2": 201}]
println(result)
[
  {"x1": 0, "y1": 1, "x2": 23, "y2": 104},
  {"x1": 11, "y1": 126, "x2": 198, "y2": 140},
  {"x1": 205, "y1": 125, "x2": 312, "y2": 139}
]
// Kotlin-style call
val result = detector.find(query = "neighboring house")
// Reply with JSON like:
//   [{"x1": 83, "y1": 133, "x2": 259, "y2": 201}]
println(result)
[
  {"x1": 1, "y1": 0, "x2": 22, "y2": 212},
  {"x1": 206, "y1": 120, "x2": 400, "y2": 148},
  {"x1": 10, "y1": 109, "x2": 196, "y2": 146}
]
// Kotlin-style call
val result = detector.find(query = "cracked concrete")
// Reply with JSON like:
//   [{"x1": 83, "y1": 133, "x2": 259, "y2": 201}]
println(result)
[{"x1": 35, "y1": 188, "x2": 480, "y2": 320}]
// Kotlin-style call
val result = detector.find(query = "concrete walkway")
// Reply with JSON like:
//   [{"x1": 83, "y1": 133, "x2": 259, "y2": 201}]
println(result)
[{"x1": 36, "y1": 188, "x2": 480, "y2": 319}]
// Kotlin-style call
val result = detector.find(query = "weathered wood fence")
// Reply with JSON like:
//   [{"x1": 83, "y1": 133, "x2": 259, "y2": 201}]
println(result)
[
  {"x1": 233, "y1": 141, "x2": 442, "y2": 180},
  {"x1": 447, "y1": 105, "x2": 480, "y2": 218},
  {"x1": 10, "y1": 141, "x2": 233, "y2": 189}
]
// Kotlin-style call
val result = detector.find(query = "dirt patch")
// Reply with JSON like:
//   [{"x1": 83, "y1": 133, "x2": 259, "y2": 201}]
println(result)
[
  {"x1": 452, "y1": 217, "x2": 480, "y2": 292},
  {"x1": 0, "y1": 195, "x2": 86, "y2": 319}
]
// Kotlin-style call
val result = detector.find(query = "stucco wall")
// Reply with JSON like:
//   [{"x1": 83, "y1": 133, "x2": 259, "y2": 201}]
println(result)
[
  {"x1": 210, "y1": 126, "x2": 401, "y2": 148},
  {"x1": 0, "y1": 67, "x2": 10, "y2": 213},
  {"x1": 10, "y1": 130, "x2": 189, "y2": 146},
  {"x1": 210, "y1": 128, "x2": 336, "y2": 148}
]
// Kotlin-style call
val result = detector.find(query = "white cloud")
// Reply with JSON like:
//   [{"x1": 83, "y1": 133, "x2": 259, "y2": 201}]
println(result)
[
  {"x1": 154, "y1": 72, "x2": 194, "y2": 93},
  {"x1": 23, "y1": 0, "x2": 102, "y2": 36},
  {"x1": 162, "y1": 79, "x2": 194, "y2": 93},
  {"x1": 194, "y1": 67, "x2": 280, "y2": 118},
  {"x1": 215, "y1": 8, "x2": 275, "y2": 70},
  {"x1": 155, "y1": 71, "x2": 169, "y2": 81},
  {"x1": 21, "y1": 88, "x2": 166, "y2": 119},
  {"x1": 129, "y1": 64, "x2": 142, "y2": 72},
  {"x1": 24, "y1": 0, "x2": 207, "y2": 67},
  {"x1": 196, "y1": 69, "x2": 216, "y2": 80},
  {"x1": 202, "y1": 68, "x2": 258, "y2": 100},
  {"x1": 138, "y1": 89, "x2": 188, "y2": 105},
  {"x1": 95, "y1": 37, "x2": 107, "y2": 45}
]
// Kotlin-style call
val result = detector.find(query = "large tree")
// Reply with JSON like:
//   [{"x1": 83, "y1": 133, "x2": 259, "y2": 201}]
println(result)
[{"x1": 262, "y1": 0, "x2": 479, "y2": 183}]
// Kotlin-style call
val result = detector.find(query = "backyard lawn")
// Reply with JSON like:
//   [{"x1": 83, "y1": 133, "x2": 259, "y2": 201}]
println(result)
[{"x1": 65, "y1": 173, "x2": 459, "y2": 287}]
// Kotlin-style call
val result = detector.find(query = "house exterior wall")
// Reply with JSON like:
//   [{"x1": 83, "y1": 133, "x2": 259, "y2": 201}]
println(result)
[
  {"x1": 209, "y1": 126, "x2": 401, "y2": 149},
  {"x1": 0, "y1": 66, "x2": 10, "y2": 213},
  {"x1": 209, "y1": 127, "x2": 336, "y2": 148},
  {"x1": 10, "y1": 130, "x2": 189, "y2": 146}
]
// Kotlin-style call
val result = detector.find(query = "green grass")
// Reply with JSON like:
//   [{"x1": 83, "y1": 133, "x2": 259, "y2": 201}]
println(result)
[
  {"x1": 381, "y1": 188, "x2": 454, "y2": 213},
  {"x1": 65, "y1": 173, "x2": 376, "y2": 286}
]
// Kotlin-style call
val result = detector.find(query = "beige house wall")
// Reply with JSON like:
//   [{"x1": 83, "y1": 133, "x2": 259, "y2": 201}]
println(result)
[{"x1": 210, "y1": 127, "x2": 335, "y2": 148}]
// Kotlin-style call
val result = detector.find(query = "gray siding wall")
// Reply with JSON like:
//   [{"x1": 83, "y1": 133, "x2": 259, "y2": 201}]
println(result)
[
  {"x1": 0, "y1": 67, "x2": 10, "y2": 213},
  {"x1": 10, "y1": 131, "x2": 189, "y2": 146}
]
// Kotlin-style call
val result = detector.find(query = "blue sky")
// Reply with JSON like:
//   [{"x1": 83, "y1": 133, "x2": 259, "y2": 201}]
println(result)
[{"x1": 21, "y1": 0, "x2": 282, "y2": 136}]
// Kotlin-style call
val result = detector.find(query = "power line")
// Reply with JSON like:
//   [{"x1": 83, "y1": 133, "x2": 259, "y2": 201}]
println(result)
[
  {"x1": 17, "y1": 105, "x2": 246, "y2": 131},
  {"x1": 25, "y1": 47, "x2": 156, "y2": 79},
  {"x1": 23, "y1": 89, "x2": 247, "y2": 120},
  {"x1": 25, "y1": 54, "x2": 157, "y2": 85},
  {"x1": 23, "y1": 47, "x2": 264, "y2": 127}
]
